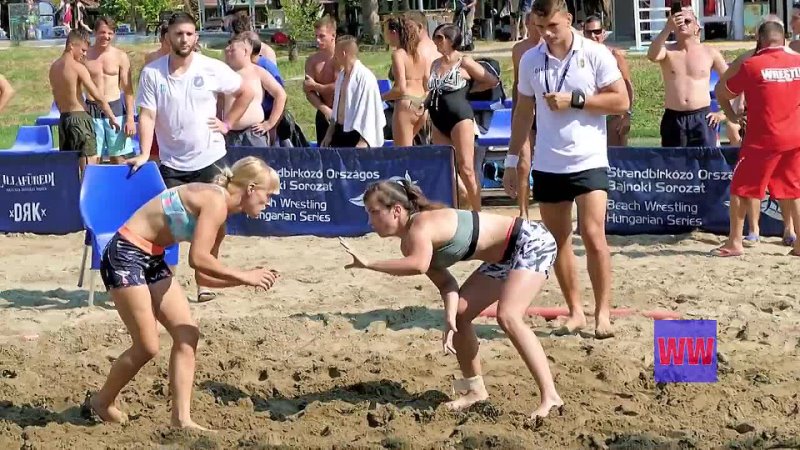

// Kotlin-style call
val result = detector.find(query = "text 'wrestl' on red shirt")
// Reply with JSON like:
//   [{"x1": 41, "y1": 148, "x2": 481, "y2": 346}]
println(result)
[{"x1": 725, "y1": 46, "x2": 800, "y2": 152}]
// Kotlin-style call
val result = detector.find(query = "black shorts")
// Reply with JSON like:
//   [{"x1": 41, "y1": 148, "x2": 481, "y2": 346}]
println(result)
[
  {"x1": 531, "y1": 167, "x2": 609, "y2": 203},
  {"x1": 100, "y1": 232, "x2": 172, "y2": 290},
  {"x1": 315, "y1": 110, "x2": 330, "y2": 144},
  {"x1": 159, "y1": 156, "x2": 226, "y2": 189},
  {"x1": 330, "y1": 123, "x2": 365, "y2": 147},
  {"x1": 660, "y1": 107, "x2": 717, "y2": 148}
]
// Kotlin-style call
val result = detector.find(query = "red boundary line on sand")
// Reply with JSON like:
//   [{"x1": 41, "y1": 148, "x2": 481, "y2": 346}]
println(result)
[{"x1": 477, "y1": 305, "x2": 681, "y2": 320}]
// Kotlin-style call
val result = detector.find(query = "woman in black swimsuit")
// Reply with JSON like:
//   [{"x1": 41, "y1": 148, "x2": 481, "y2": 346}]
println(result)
[{"x1": 426, "y1": 23, "x2": 499, "y2": 212}]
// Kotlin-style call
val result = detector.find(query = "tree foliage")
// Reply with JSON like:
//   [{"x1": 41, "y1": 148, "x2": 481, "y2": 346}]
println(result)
[
  {"x1": 282, "y1": 0, "x2": 322, "y2": 43},
  {"x1": 136, "y1": 0, "x2": 182, "y2": 26},
  {"x1": 99, "y1": 0, "x2": 133, "y2": 23}
]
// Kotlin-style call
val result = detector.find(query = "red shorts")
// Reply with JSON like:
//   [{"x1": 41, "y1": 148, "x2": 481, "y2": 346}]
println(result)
[{"x1": 730, "y1": 147, "x2": 800, "y2": 199}]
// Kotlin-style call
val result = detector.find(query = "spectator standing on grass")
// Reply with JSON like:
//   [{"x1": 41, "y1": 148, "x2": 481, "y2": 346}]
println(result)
[
  {"x1": 504, "y1": 0, "x2": 629, "y2": 339},
  {"x1": 221, "y1": 34, "x2": 286, "y2": 148},
  {"x1": 84, "y1": 17, "x2": 136, "y2": 164},
  {"x1": 49, "y1": 30, "x2": 119, "y2": 174},
  {"x1": 304, "y1": 16, "x2": 339, "y2": 145},
  {"x1": 582, "y1": 15, "x2": 634, "y2": 147},
  {"x1": 647, "y1": 7, "x2": 727, "y2": 148}
]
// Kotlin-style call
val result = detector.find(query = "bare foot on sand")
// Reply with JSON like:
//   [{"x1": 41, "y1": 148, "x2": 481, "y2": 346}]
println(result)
[
  {"x1": 89, "y1": 394, "x2": 127, "y2": 424},
  {"x1": 172, "y1": 419, "x2": 215, "y2": 432},
  {"x1": 531, "y1": 397, "x2": 565, "y2": 419},
  {"x1": 554, "y1": 313, "x2": 586, "y2": 336},
  {"x1": 445, "y1": 389, "x2": 489, "y2": 411},
  {"x1": 595, "y1": 312, "x2": 614, "y2": 339}
]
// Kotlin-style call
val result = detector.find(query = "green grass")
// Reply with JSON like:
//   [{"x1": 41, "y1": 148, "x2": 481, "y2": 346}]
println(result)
[{"x1": 0, "y1": 45, "x2": 747, "y2": 148}]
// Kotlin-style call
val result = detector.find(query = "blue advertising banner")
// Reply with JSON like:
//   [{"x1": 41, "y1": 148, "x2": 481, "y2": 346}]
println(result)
[
  {"x1": 606, "y1": 146, "x2": 785, "y2": 237},
  {"x1": 224, "y1": 146, "x2": 456, "y2": 237},
  {"x1": 0, "y1": 151, "x2": 83, "y2": 234}
]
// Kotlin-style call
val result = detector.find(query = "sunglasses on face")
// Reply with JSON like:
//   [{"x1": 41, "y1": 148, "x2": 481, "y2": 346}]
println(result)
[{"x1": 584, "y1": 28, "x2": 603, "y2": 36}]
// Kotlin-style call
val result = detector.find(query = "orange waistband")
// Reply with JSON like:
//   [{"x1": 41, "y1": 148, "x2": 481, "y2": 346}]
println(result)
[{"x1": 118, "y1": 225, "x2": 165, "y2": 256}]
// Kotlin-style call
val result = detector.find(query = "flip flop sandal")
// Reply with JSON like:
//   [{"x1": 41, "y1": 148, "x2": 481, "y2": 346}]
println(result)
[
  {"x1": 783, "y1": 234, "x2": 797, "y2": 247},
  {"x1": 743, "y1": 233, "x2": 760, "y2": 247},
  {"x1": 197, "y1": 290, "x2": 217, "y2": 303},
  {"x1": 710, "y1": 247, "x2": 744, "y2": 257}
]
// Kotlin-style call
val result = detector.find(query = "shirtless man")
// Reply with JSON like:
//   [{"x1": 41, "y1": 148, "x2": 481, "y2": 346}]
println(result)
[
  {"x1": 0, "y1": 74, "x2": 14, "y2": 115},
  {"x1": 84, "y1": 17, "x2": 135, "y2": 164},
  {"x1": 647, "y1": 7, "x2": 727, "y2": 147},
  {"x1": 144, "y1": 21, "x2": 169, "y2": 66},
  {"x1": 222, "y1": 34, "x2": 286, "y2": 147},
  {"x1": 583, "y1": 15, "x2": 634, "y2": 146},
  {"x1": 405, "y1": 10, "x2": 442, "y2": 62},
  {"x1": 303, "y1": 15, "x2": 338, "y2": 144},
  {"x1": 504, "y1": 11, "x2": 542, "y2": 219},
  {"x1": 49, "y1": 30, "x2": 119, "y2": 171},
  {"x1": 230, "y1": 13, "x2": 277, "y2": 63},
  {"x1": 320, "y1": 36, "x2": 384, "y2": 148}
]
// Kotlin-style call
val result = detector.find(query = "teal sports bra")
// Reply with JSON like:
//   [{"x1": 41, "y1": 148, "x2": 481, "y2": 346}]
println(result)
[
  {"x1": 429, "y1": 210, "x2": 479, "y2": 269},
  {"x1": 159, "y1": 189, "x2": 197, "y2": 242}
]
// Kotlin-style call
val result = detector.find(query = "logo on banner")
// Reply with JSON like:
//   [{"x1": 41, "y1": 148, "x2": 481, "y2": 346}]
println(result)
[
  {"x1": 0, "y1": 172, "x2": 56, "y2": 192},
  {"x1": 348, "y1": 171, "x2": 418, "y2": 207},
  {"x1": 654, "y1": 320, "x2": 717, "y2": 383},
  {"x1": 8, "y1": 202, "x2": 47, "y2": 223},
  {"x1": 724, "y1": 196, "x2": 783, "y2": 222}
]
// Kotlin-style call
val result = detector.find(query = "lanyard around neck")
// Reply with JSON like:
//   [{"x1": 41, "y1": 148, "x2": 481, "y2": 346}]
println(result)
[{"x1": 544, "y1": 50, "x2": 576, "y2": 94}]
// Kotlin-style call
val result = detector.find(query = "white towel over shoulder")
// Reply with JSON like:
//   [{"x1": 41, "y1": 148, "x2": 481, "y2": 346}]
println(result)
[{"x1": 332, "y1": 60, "x2": 386, "y2": 148}]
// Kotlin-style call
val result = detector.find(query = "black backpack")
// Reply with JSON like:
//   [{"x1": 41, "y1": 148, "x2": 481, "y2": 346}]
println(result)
[
  {"x1": 468, "y1": 58, "x2": 507, "y2": 133},
  {"x1": 467, "y1": 58, "x2": 506, "y2": 103}
]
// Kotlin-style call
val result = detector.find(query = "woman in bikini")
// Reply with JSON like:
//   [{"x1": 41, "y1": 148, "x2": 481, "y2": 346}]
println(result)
[
  {"x1": 426, "y1": 23, "x2": 499, "y2": 212},
  {"x1": 341, "y1": 179, "x2": 564, "y2": 419},
  {"x1": 88, "y1": 156, "x2": 280, "y2": 430},
  {"x1": 382, "y1": 16, "x2": 432, "y2": 147}
]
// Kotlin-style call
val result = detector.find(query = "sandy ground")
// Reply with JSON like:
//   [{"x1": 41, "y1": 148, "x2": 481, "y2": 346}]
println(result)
[{"x1": 1, "y1": 205, "x2": 799, "y2": 450}]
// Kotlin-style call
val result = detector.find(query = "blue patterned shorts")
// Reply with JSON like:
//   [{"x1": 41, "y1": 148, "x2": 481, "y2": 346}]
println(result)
[
  {"x1": 100, "y1": 232, "x2": 172, "y2": 290},
  {"x1": 478, "y1": 220, "x2": 557, "y2": 280}
]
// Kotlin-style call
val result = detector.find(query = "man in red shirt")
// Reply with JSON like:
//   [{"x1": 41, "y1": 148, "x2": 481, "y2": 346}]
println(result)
[{"x1": 714, "y1": 20, "x2": 800, "y2": 257}]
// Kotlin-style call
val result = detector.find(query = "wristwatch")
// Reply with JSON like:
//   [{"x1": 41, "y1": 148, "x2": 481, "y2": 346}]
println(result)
[{"x1": 570, "y1": 89, "x2": 586, "y2": 109}]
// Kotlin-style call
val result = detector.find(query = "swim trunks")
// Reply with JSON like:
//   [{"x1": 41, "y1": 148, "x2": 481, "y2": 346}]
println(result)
[
  {"x1": 58, "y1": 111, "x2": 97, "y2": 157},
  {"x1": 225, "y1": 127, "x2": 268, "y2": 148},
  {"x1": 85, "y1": 98, "x2": 133, "y2": 158},
  {"x1": 659, "y1": 106, "x2": 717, "y2": 148},
  {"x1": 731, "y1": 147, "x2": 800, "y2": 200}
]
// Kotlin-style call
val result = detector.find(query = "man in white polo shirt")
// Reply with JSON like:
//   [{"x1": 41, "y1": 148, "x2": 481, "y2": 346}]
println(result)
[
  {"x1": 129, "y1": 12, "x2": 254, "y2": 187},
  {"x1": 504, "y1": 0, "x2": 629, "y2": 339}
]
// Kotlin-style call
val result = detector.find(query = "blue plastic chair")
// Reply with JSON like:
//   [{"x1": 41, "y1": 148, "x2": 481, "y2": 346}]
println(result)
[
  {"x1": 7, "y1": 125, "x2": 53, "y2": 151},
  {"x1": 709, "y1": 69, "x2": 719, "y2": 99},
  {"x1": 78, "y1": 162, "x2": 179, "y2": 306},
  {"x1": 377, "y1": 79, "x2": 391, "y2": 94},
  {"x1": 476, "y1": 108, "x2": 513, "y2": 147}
]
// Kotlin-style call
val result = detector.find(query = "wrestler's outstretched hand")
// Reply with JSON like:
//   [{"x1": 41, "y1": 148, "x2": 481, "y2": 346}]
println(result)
[{"x1": 340, "y1": 237, "x2": 369, "y2": 269}]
